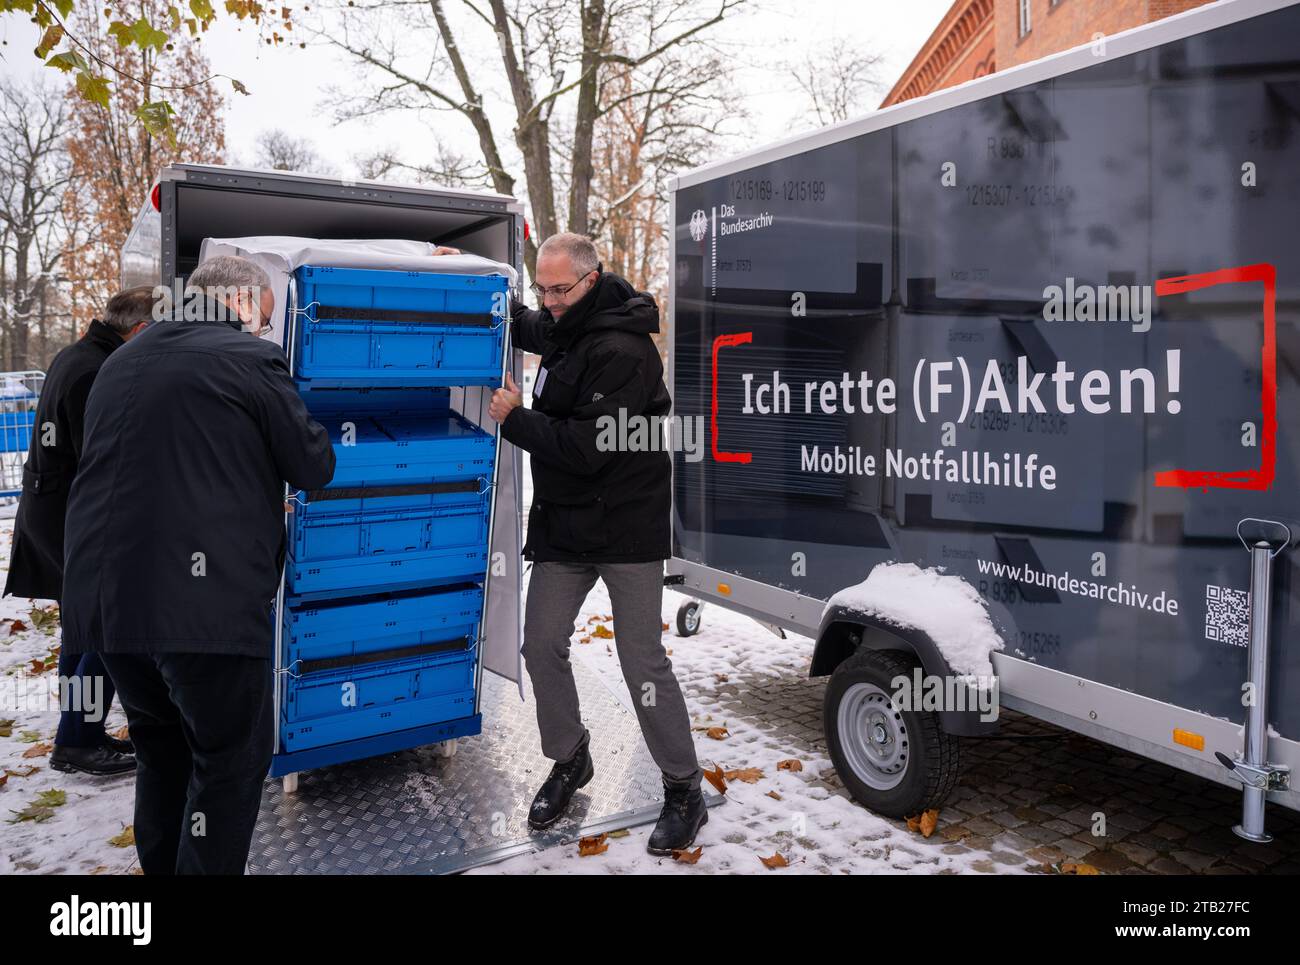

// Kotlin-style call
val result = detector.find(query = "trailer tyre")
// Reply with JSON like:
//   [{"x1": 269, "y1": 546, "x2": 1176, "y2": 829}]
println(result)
[
  {"x1": 676, "y1": 600, "x2": 702, "y2": 637},
  {"x1": 824, "y1": 648, "x2": 960, "y2": 819}
]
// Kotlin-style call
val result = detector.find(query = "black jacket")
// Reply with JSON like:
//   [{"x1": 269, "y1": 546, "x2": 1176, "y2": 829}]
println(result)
[
  {"x1": 60, "y1": 299, "x2": 335, "y2": 658},
  {"x1": 503, "y1": 271, "x2": 671, "y2": 563},
  {"x1": 5, "y1": 320, "x2": 124, "y2": 602}
]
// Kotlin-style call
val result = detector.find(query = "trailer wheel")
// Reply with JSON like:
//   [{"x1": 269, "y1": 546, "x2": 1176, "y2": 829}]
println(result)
[
  {"x1": 676, "y1": 600, "x2": 703, "y2": 637},
  {"x1": 823, "y1": 648, "x2": 960, "y2": 819}
]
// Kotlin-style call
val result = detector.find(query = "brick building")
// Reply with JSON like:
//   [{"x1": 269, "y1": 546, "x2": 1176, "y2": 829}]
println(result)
[{"x1": 881, "y1": 0, "x2": 1217, "y2": 107}]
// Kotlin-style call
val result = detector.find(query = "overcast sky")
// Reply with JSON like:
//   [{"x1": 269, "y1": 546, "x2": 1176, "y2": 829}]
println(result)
[{"x1": 0, "y1": 1, "x2": 949, "y2": 196}]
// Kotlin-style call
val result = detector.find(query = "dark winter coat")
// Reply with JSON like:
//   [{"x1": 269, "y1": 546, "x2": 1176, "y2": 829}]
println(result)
[
  {"x1": 4, "y1": 320, "x2": 125, "y2": 602},
  {"x1": 60, "y1": 299, "x2": 335, "y2": 658},
  {"x1": 503, "y1": 271, "x2": 671, "y2": 563}
]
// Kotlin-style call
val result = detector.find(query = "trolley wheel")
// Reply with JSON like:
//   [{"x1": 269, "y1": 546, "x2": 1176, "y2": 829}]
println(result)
[
  {"x1": 439, "y1": 739, "x2": 458, "y2": 758},
  {"x1": 282, "y1": 773, "x2": 299, "y2": 794},
  {"x1": 676, "y1": 600, "x2": 703, "y2": 637}
]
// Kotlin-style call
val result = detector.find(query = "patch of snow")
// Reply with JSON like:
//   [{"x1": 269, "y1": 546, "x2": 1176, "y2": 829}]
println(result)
[{"x1": 825, "y1": 563, "x2": 1004, "y2": 681}]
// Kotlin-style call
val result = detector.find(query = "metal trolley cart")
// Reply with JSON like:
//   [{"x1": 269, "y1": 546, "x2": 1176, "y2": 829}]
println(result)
[{"x1": 271, "y1": 265, "x2": 510, "y2": 791}]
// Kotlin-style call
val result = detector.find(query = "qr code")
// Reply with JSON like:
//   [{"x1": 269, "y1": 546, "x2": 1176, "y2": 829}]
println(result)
[{"x1": 1205, "y1": 584, "x2": 1250, "y2": 647}]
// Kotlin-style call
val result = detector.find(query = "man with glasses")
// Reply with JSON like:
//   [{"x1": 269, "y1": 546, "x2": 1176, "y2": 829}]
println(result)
[
  {"x1": 488, "y1": 232, "x2": 706, "y2": 855},
  {"x1": 60, "y1": 255, "x2": 336, "y2": 874}
]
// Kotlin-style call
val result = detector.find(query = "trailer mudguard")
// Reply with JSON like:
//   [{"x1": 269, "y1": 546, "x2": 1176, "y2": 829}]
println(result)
[{"x1": 812, "y1": 604, "x2": 1000, "y2": 737}]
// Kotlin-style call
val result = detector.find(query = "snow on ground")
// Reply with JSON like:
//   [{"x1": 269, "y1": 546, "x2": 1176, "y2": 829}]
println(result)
[
  {"x1": 0, "y1": 518, "x2": 137, "y2": 875},
  {"x1": 468, "y1": 571, "x2": 996, "y2": 875}
]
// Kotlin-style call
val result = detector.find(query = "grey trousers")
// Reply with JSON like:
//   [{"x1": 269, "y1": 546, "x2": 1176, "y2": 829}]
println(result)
[{"x1": 523, "y1": 559, "x2": 702, "y2": 789}]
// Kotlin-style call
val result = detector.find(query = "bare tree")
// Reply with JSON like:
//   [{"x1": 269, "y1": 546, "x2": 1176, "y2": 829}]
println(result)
[
  {"x1": 0, "y1": 79, "x2": 75, "y2": 371},
  {"x1": 314, "y1": 0, "x2": 744, "y2": 277},
  {"x1": 787, "y1": 37, "x2": 886, "y2": 129},
  {"x1": 254, "y1": 129, "x2": 336, "y2": 175}
]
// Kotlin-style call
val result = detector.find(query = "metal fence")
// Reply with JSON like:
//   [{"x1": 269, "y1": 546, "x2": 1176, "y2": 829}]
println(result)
[{"x1": 0, "y1": 371, "x2": 45, "y2": 500}]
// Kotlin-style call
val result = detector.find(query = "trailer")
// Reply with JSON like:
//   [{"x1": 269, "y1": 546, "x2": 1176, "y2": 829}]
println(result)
[
  {"x1": 666, "y1": 0, "x2": 1300, "y2": 840},
  {"x1": 118, "y1": 166, "x2": 713, "y2": 872}
]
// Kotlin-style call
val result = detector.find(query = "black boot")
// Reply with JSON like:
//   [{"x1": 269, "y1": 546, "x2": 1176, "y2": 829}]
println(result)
[
  {"x1": 50, "y1": 743, "x2": 136, "y2": 776},
  {"x1": 528, "y1": 741, "x2": 594, "y2": 830},
  {"x1": 102, "y1": 734, "x2": 134, "y2": 754},
  {"x1": 647, "y1": 782, "x2": 708, "y2": 855}
]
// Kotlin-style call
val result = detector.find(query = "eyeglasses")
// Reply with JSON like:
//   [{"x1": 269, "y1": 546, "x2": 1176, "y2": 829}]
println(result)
[{"x1": 529, "y1": 270, "x2": 596, "y2": 300}]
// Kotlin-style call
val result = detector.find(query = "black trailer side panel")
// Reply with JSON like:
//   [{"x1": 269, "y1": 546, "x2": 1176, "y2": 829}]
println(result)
[{"x1": 672, "y1": 4, "x2": 1300, "y2": 735}]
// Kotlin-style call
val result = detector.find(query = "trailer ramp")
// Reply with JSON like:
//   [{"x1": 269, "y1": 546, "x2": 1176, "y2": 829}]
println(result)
[{"x1": 249, "y1": 654, "x2": 720, "y2": 874}]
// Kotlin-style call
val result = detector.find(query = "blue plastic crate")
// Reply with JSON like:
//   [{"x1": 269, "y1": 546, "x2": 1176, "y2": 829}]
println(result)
[
  {"x1": 286, "y1": 488, "x2": 491, "y2": 598},
  {"x1": 306, "y1": 411, "x2": 495, "y2": 490},
  {"x1": 280, "y1": 643, "x2": 477, "y2": 753},
  {"x1": 291, "y1": 265, "x2": 507, "y2": 387},
  {"x1": 282, "y1": 584, "x2": 484, "y2": 668}
]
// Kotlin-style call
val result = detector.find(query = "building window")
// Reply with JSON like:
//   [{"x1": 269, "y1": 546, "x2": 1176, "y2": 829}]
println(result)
[{"x1": 1019, "y1": 0, "x2": 1032, "y2": 37}]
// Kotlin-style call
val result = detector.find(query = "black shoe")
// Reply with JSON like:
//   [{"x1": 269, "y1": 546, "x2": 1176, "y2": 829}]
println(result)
[
  {"x1": 527, "y1": 741, "x2": 594, "y2": 831},
  {"x1": 50, "y1": 743, "x2": 136, "y2": 776},
  {"x1": 102, "y1": 734, "x2": 134, "y2": 754},
  {"x1": 647, "y1": 782, "x2": 708, "y2": 855}
]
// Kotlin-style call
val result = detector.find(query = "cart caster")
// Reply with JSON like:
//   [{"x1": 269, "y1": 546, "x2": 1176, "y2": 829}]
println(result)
[
  {"x1": 676, "y1": 600, "x2": 703, "y2": 637},
  {"x1": 438, "y1": 739, "x2": 458, "y2": 758},
  {"x1": 282, "y1": 773, "x2": 299, "y2": 794}
]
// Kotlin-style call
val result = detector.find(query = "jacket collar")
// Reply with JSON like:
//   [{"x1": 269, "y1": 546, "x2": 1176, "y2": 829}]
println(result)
[
  {"x1": 84, "y1": 318, "x2": 126, "y2": 352},
  {"x1": 174, "y1": 293, "x2": 245, "y2": 331}
]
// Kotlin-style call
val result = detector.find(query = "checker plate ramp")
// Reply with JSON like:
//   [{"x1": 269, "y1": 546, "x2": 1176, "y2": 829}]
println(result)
[{"x1": 249, "y1": 654, "x2": 720, "y2": 874}]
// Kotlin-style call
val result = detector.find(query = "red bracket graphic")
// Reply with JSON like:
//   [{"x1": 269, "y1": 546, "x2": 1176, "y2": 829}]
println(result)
[
  {"x1": 1153, "y1": 263, "x2": 1276, "y2": 491},
  {"x1": 711, "y1": 331, "x2": 752, "y2": 464}
]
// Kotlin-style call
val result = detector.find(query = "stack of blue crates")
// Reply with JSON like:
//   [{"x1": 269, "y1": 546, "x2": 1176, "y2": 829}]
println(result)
[{"x1": 272, "y1": 265, "x2": 507, "y2": 772}]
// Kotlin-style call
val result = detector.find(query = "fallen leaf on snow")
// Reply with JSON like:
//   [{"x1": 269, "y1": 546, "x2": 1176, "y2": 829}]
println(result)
[
  {"x1": 672, "y1": 846, "x2": 703, "y2": 864},
  {"x1": 777, "y1": 759, "x2": 803, "y2": 772},
  {"x1": 8, "y1": 619, "x2": 27, "y2": 635},
  {"x1": 5, "y1": 766, "x2": 38, "y2": 778},
  {"x1": 724, "y1": 767, "x2": 763, "y2": 783},
  {"x1": 591, "y1": 624, "x2": 613, "y2": 639},
  {"x1": 759, "y1": 852, "x2": 789, "y2": 869},
  {"x1": 22, "y1": 742, "x2": 52, "y2": 758},
  {"x1": 703, "y1": 763, "x2": 727, "y2": 795},
  {"x1": 766, "y1": 790, "x2": 782, "y2": 801},
  {"x1": 919, "y1": 809, "x2": 938, "y2": 838},
  {"x1": 34, "y1": 789, "x2": 66, "y2": 808},
  {"x1": 703, "y1": 726, "x2": 729, "y2": 740},
  {"x1": 109, "y1": 826, "x2": 136, "y2": 848},
  {"x1": 577, "y1": 833, "x2": 608, "y2": 857},
  {"x1": 905, "y1": 809, "x2": 940, "y2": 837},
  {"x1": 8, "y1": 804, "x2": 55, "y2": 823}
]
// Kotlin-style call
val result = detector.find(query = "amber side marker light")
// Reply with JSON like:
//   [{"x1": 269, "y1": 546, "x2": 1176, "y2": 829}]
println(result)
[{"x1": 1173, "y1": 728, "x2": 1205, "y2": 752}]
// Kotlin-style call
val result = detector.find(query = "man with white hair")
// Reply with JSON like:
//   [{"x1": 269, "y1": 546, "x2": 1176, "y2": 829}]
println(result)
[
  {"x1": 489, "y1": 232, "x2": 706, "y2": 854},
  {"x1": 61, "y1": 254, "x2": 336, "y2": 875}
]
